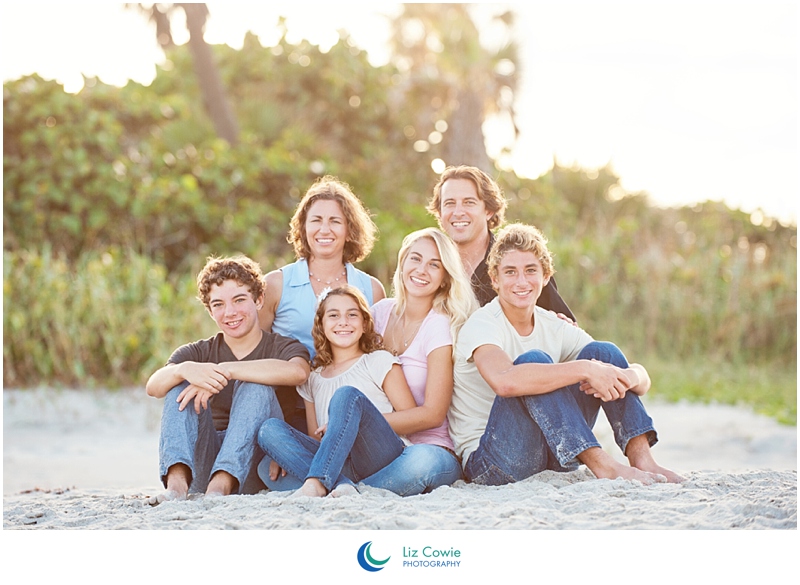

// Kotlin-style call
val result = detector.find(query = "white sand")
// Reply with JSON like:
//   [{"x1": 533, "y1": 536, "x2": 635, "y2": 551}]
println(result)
[{"x1": 3, "y1": 387, "x2": 797, "y2": 530}]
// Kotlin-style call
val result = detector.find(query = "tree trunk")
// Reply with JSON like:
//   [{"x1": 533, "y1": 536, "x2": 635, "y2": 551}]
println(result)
[
  {"x1": 180, "y1": 3, "x2": 239, "y2": 145},
  {"x1": 443, "y1": 88, "x2": 491, "y2": 172}
]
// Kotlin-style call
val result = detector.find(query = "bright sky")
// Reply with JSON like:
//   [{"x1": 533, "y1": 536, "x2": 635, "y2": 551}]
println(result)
[{"x1": 1, "y1": 1, "x2": 797, "y2": 225}]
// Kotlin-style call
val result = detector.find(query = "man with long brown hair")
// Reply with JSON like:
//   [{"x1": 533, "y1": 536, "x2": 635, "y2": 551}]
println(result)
[{"x1": 428, "y1": 165, "x2": 575, "y2": 321}]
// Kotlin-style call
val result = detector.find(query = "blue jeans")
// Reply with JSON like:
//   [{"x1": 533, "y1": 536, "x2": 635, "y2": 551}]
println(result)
[
  {"x1": 464, "y1": 341, "x2": 658, "y2": 486},
  {"x1": 360, "y1": 443, "x2": 463, "y2": 496},
  {"x1": 158, "y1": 380, "x2": 282, "y2": 494},
  {"x1": 257, "y1": 385, "x2": 406, "y2": 492}
]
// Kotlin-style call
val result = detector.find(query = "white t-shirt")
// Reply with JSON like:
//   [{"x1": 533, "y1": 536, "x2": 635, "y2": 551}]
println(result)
[
  {"x1": 448, "y1": 297, "x2": 594, "y2": 466},
  {"x1": 297, "y1": 350, "x2": 399, "y2": 429}
]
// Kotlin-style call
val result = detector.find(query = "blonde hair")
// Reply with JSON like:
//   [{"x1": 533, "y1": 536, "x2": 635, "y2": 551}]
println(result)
[
  {"x1": 310, "y1": 286, "x2": 383, "y2": 368},
  {"x1": 287, "y1": 176, "x2": 377, "y2": 263},
  {"x1": 391, "y1": 228, "x2": 478, "y2": 344},
  {"x1": 487, "y1": 223, "x2": 555, "y2": 281}
]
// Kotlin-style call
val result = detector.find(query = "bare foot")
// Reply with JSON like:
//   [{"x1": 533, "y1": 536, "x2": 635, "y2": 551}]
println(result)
[
  {"x1": 148, "y1": 465, "x2": 190, "y2": 506},
  {"x1": 625, "y1": 435, "x2": 686, "y2": 483},
  {"x1": 630, "y1": 461, "x2": 685, "y2": 483},
  {"x1": 206, "y1": 471, "x2": 237, "y2": 497},
  {"x1": 147, "y1": 489, "x2": 186, "y2": 506},
  {"x1": 329, "y1": 482, "x2": 359, "y2": 498},
  {"x1": 592, "y1": 463, "x2": 667, "y2": 485},
  {"x1": 289, "y1": 478, "x2": 328, "y2": 498},
  {"x1": 579, "y1": 447, "x2": 666, "y2": 485}
]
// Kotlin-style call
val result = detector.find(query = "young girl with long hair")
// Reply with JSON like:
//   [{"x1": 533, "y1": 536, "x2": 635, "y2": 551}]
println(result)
[{"x1": 256, "y1": 286, "x2": 416, "y2": 497}]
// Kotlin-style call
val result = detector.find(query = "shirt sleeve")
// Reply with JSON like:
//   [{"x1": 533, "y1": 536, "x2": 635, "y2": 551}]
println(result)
[
  {"x1": 296, "y1": 372, "x2": 318, "y2": 403},
  {"x1": 167, "y1": 339, "x2": 207, "y2": 365},
  {"x1": 366, "y1": 350, "x2": 400, "y2": 387},
  {"x1": 559, "y1": 322, "x2": 594, "y2": 362},
  {"x1": 458, "y1": 308, "x2": 504, "y2": 363},
  {"x1": 267, "y1": 332, "x2": 311, "y2": 364},
  {"x1": 420, "y1": 312, "x2": 453, "y2": 356}
]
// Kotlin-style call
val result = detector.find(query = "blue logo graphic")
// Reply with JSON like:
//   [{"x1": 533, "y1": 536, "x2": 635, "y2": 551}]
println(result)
[{"x1": 357, "y1": 541, "x2": 390, "y2": 572}]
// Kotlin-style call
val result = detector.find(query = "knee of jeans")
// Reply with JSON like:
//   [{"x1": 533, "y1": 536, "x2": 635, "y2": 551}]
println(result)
[
  {"x1": 399, "y1": 445, "x2": 440, "y2": 473},
  {"x1": 513, "y1": 349, "x2": 553, "y2": 365},
  {"x1": 328, "y1": 385, "x2": 364, "y2": 409},
  {"x1": 257, "y1": 417, "x2": 284, "y2": 452},
  {"x1": 234, "y1": 381, "x2": 280, "y2": 412},
  {"x1": 578, "y1": 341, "x2": 627, "y2": 367},
  {"x1": 165, "y1": 381, "x2": 190, "y2": 399}
]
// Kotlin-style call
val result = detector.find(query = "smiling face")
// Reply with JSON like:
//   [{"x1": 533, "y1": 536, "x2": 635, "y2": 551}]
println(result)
[
  {"x1": 304, "y1": 198, "x2": 348, "y2": 260},
  {"x1": 438, "y1": 178, "x2": 494, "y2": 247},
  {"x1": 206, "y1": 279, "x2": 264, "y2": 342},
  {"x1": 491, "y1": 249, "x2": 550, "y2": 314},
  {"x1": 321, "y1": 293, "x2": 365, "y2": 353},
  {"x1": 400, "y1": 237, "x2": 446, "y2": 302}
]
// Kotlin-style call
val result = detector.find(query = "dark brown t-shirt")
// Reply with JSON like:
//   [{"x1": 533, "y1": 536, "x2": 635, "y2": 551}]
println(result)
[{"x1": 168, "y1": 331, "x2": 309, "y2": 431}]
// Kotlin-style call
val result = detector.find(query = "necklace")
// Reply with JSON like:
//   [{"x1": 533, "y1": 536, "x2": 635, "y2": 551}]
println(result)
[
  {"x1": 308, "y1": 267, "x2": 346, "y2": 285},
  {"x1": 390, "y1": 312, "x2": 423, "y2": 356}
]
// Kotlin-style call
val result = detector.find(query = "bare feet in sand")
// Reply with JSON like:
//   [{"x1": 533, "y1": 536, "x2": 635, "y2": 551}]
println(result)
[
  {"x1": 148, "y1": 464, "x2": 190, "y2": 506},
  {"x1": 289, "y1": 478, "x2": 328, "y2": 498},
  {"x1": 625, "y1": 435, "x2": 686, "y2": 483},
  {"x1": 579, "y1": 447, "x2": 667, "y2": 485},
  {"x1": 329, "y1": 482, "x2": 359, "y2": 498},
  {"x1": 206, "y1": 471, "x2": 238, "y2": 497}
]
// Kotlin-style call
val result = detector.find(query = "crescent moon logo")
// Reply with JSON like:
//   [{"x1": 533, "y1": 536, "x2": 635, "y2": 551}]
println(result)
[{"x1": 356, "y1": 541, "x2": 390, "y2": 572}]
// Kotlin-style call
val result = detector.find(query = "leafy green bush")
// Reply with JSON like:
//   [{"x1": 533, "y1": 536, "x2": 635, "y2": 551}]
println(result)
[
  {"x1": 3, "y1": 247, "x2": 214, "y2": 388},
  {"x1": 500, "y1": 165, "x2": 797, "y2": 363},
  {"x1": 2, "y1": 30, "x2": 796, "y2": 423}
]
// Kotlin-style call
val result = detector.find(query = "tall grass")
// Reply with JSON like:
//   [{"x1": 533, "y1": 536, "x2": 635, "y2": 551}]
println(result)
[
  {"x1": 3, "y1": 246, "x2": 796, "y2": 425},
  {"x1": 3, "y1": 247, "x2": 215, "y2": 388},
  {"x1": 644, "y1": 353, "x2": 796, "y2": 425}
]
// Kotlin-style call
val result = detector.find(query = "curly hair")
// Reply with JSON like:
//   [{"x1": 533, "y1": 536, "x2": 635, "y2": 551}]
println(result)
[
  {"x1": 310, "y1": 285, "x2": 384, "y2": 368},
  {"x1": 196, "y1": 255, "x2": 265, "y2": 307},
  {"x1": 287, "y1": 176, "x2": 377, "y2": 264},
  {"x1": 391, "y1": 228, "x2": 478, "y2": 344},
  {"x1": 427, "y1": 165, "x2": 507, "y2": 230},
  {"x1": 487, "y1": 223, "x2": 555, "y2": 282}
]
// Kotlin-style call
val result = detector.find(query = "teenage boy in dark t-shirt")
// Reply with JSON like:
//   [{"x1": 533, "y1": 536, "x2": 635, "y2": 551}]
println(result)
[{"x1": 146, "y1": 256, "x2": 310, "y2": 504}]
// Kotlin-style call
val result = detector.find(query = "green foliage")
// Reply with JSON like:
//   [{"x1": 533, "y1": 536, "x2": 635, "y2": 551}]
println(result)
[
  {"x1": 3, "y1": 247, "x2": 214, "y2": 388},
  {"x1": 3, "y1": 32, "x2": 436, "y2": 275},
  {"x1": 499, "y1": 164, "x2": 797, "y2": 363},
  {"x1": 644, "y1": 353, "x2": 796, "y2": 425},
  {"x1": 2, "y1": 23, "x2": 796, "y2": 424}
]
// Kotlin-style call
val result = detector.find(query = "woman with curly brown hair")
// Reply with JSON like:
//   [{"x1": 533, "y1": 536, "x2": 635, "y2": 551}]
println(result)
[{"x1": 259, "y1": 176, "x2": 385, "y2": 361}]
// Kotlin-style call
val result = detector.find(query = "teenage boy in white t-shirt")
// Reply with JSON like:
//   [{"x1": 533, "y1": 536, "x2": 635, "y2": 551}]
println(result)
[{"x1": 448, "y1": 223, "x2": 684, "y2": 485}]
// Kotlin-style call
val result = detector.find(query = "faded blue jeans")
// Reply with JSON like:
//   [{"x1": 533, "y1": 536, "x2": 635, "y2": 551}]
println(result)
[
  {"x1": 257, "y1": 385, "x2": 406, "y2": 492},
  {"x1": 158, "y1": 380, "x2": 283, "y2": 494},
  {"x1": 464, "y1": 341, "x2": 658, "y2": 486},
  {"x1": 360, "y1": 443, "x2": 463, "y2": 496}
]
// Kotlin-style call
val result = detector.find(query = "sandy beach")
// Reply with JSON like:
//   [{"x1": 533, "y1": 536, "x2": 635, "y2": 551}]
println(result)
[{"x1": 3, "y1": 387, "x2": 797, "y2": 530}]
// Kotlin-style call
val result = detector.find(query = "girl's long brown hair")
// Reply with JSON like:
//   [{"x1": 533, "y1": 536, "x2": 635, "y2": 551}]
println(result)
[{"x1": 311, "y1": 285, "x2": 383, "y2": 368}]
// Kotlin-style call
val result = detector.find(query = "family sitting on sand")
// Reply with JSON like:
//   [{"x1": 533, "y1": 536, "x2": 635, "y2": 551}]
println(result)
[{"x1": 145, "y1": 166, "x2": 683, "y2": 505}]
